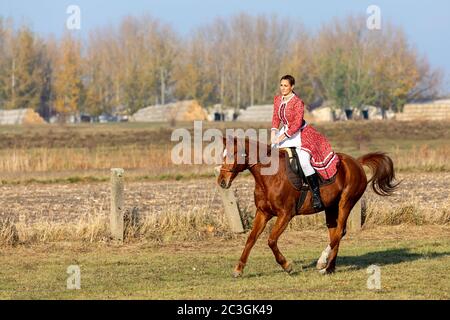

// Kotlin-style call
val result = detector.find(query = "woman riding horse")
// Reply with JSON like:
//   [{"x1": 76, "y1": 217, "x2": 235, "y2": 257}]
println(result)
[
  {"x1": 271, "y1": 75, "x2": 339, "y2": 211},
  {"x1": 217, "y1": 75, "x2": 399, "y2": 277}
]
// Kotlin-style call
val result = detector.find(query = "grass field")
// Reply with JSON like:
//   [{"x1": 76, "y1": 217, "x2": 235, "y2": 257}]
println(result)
[
  {"x1": 0, "y1": 120, "x2": 449, "y2": 300},
  {"x1": 0, "y1": 226, "x2": 449, "y2": 299}
]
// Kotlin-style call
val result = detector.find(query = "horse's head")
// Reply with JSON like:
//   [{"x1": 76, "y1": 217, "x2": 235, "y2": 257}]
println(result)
[{"x1": 217, "y1": 136, "x2": 252, "y2": 189}]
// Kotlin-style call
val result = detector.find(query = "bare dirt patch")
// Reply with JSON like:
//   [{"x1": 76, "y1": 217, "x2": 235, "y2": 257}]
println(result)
[{"x1": 0, "y1": 172, "x2": 448, "y2": 226}]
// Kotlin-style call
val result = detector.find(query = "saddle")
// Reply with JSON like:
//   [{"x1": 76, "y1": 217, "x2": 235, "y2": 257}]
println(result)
[{"x1": 281, "y1": 147, "x2": 336, "y2": 212}]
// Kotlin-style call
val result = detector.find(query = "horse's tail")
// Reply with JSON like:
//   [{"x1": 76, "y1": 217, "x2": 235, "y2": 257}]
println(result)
[{"x1": 358, "y1": 152, "x2": 400, "y2": 196}]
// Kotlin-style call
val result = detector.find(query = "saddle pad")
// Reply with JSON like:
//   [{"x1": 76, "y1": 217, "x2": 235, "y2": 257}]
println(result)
[
  {"x1": 281, "y1": 148, "x2": 337, "y2": 191},
  {"x1": 281, "y1": 148, "x2": 307, "y2": 191}
]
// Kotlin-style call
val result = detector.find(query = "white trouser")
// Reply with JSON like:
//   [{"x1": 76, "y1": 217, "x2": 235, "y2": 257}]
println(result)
[{"x1": 296, "y1": 147, "x2": 315, "y2": 177}]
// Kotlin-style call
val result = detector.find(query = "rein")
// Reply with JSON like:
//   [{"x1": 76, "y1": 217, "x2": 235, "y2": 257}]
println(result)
[
  {"x1": 219, "y1": 162, "x2": 257, "y2": 174},
  {"x1": 220, "y1": 141, "x2": 269, "y2": 174}
]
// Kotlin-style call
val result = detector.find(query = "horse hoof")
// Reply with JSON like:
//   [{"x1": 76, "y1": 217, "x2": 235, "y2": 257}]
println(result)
[
  {"x1": 233, "y1": 270, "x2": 243, "y2": 278},
  {"x1": 284, "y1": 263, "x2": 294, "y2": 274},
  {"x1": 316, "y1": 262, "x2": 327, "y2": 270},
  {"x1": 319, "y1": 268, "x2": 335, "y2": 275}
]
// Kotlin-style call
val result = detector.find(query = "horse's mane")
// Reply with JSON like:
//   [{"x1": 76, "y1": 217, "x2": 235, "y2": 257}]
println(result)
[{"x1": 245, "y1": 138, "x2": 287, "y2": 162}]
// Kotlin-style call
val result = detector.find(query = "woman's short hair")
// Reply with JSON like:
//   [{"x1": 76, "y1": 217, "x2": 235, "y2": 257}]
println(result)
[{"x1": 280, "y1": 75, "x2": 295, "y2": 86}]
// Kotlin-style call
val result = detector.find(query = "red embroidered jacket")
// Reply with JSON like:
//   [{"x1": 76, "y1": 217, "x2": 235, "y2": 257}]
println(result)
[{"x1": 271, "y1": 94, "x2": 305, "y2": 138}]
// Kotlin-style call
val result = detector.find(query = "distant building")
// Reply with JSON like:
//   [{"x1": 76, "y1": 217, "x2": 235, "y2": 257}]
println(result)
[
  {"x1": 311, "y1": 101, "x2": 395, "y2": 122},
  {"x1": 237, "y1": 104, "x2": 315, "y2": 123},
  {"x1": 310, "y1": 101, "x2": 347, "y2": 122},
  {"x1": 236, "y1": 105, "x2": 273, "y2": 122},
  {"x1": 208, "y1": 104, "x2": 236, "y2": 122}
]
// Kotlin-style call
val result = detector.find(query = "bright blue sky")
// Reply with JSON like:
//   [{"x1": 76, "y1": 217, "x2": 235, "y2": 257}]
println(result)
[{"x1": 1, "y1": 0, "x2": 450, "y2": 93}]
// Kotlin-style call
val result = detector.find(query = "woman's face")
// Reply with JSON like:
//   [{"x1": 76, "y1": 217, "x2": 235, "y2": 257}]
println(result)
[{"x1": 280, "y1": 80, "x2": 294, "y2": 96}]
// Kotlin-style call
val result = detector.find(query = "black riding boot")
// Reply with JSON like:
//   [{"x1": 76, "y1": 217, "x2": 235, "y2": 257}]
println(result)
[{"x1": 306, "y1": 173, "x2": 324, "y2": 211}]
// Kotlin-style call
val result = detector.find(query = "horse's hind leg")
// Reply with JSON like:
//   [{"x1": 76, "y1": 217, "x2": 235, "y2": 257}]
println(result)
[
  {"x1": 233, "y1": 210, "x2": 271, "y2": 278},
  {"x1": 317, "y1": 205, "x2": 339, "y2": 270},
  {"x1": 268, "y1": 212, "x2": 293, "y2": 274},
  {"x1": 321, "y1": 197, "x2": 354, "y2": 274}
]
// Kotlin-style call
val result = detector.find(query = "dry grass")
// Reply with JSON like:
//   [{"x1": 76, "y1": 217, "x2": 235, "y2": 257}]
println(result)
[
  {"x1": 0, "y1": 205, "x2": 233, "y2": 247},
  {"x1": 1, "y1": 171, "x2": 449, "y2": 247},
  {"x1": 0, "y1": 120, "x2": 449, "y2": 185},
  {"x1": 0, "y1": 143, "x2": 448, "y2": 183},
  {"x1": 1, "y1": 212, "x2": 109, "y2": 246},
  {"x1": 391, "y1": 144, "x2": 450, "y2": 172},
  {"x1": 0, "y1": 218, "x2": 19, "y2": 246},
  {"x1": 364, "y1": 198, "x2": 450, "y2": 226},
  {"x1": 1, "y1": 197, "x2": 448, "y2": 247},
  {"x1": 0, "y1": 145, "x2": 173, "y2": 173}
]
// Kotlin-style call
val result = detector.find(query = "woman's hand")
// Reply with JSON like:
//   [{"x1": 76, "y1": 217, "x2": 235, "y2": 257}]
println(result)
[
  {"x1": 271, "y1": 130, "x2": 278, "y2": 145},
  {"x1": 275, "y1": 133, "x2": 287, "y2": 145}
]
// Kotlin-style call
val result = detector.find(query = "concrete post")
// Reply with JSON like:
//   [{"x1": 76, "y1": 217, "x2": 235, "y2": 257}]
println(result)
[
  {"x1": 110, "y1": 168, "x2": 125, "y2": 242},
  {"x1": 348, "y1": 196, "x2": 366, "y2": 233},
  {"x1": 214, "y1": 166, "x2": 245, "y2": 233}
]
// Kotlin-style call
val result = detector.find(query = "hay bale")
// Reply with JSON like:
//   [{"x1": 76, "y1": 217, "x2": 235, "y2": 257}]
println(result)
[
  {"x1": 23, "y1": 109, "x2": 46, "y2": 124},
  {"x1": 130, "y1": 100, "x2": 207, "y2": 123},
  {"x1": 311, "y1": 106, "x2": 334, "y2": 122},
  {"x1": 174, "y1": 100, "x2": 208, "y2": 121},
  {"x1": 398, "y1": 101, "x2": 450, "y2": 121}
]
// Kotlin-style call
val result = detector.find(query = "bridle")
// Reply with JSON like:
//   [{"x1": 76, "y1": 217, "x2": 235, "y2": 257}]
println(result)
[
  {"x1": 219, "y1": 163, "x2": 257, "y2": 174},
  {"x1": 219, "y1": 152, "x2": 257, "y2": 174}
]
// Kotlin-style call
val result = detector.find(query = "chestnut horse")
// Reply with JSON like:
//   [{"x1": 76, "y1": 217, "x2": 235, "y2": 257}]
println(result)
[{"x1": 217, "y1": 137, "x2": 399, "y2": 277}]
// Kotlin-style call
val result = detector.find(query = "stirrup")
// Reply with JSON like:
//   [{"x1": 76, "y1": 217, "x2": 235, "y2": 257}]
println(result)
[{"x1": 312, "y1": 194, "x2": 324, "y2": 211}]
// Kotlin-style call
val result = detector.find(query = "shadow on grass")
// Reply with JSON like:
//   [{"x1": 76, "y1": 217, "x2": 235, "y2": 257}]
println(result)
[
  {"x1": 299, "y1": 248, "x2": 450, "y2": 271},
  {"x1": 228, "y1": 248, "x2": 450, "y2": 278}
]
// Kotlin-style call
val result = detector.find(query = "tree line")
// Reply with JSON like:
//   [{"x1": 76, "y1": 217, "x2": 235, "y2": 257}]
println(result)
[{"x1": 0, "y1": 14, "x2": 443, "y2": 119}]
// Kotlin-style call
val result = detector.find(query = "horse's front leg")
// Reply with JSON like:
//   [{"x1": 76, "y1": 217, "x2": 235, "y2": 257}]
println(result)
[
  {"x1": 233, "y1": 210, "x2": 271, "y2": 278},
  {"x1": 268, "y1": 212, "x2": 293, "y2": 273}
]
